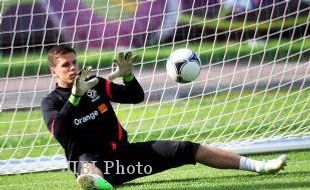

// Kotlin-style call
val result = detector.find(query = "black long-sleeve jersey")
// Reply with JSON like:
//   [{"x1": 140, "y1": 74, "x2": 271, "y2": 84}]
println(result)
[{"x1": 41, "y1": 76, "x2": 144, "y2": 162}]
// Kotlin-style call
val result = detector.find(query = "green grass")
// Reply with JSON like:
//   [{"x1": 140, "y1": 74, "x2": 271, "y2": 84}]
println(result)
[
  {"x1": 1, "y1": 150, "x2": 310, "y2": 190},
  {"x1": 180, "y1": 10, "x2": 309, "y2": 31},
  {"x1": 1, "y1": 89, "x2": 309, "y2": 160}
]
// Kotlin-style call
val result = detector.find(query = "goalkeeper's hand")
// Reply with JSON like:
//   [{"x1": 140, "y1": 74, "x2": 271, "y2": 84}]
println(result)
[
  {"x1": 107, "y1": 51, "x2": 139, "y2": 80},
  {"x1": 72, "y1": 66, "x2": 99, "y2": 97}
]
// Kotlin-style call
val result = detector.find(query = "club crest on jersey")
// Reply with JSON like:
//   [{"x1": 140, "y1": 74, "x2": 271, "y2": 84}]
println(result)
[{"x1": 86, "y1": 89, "x2": 100, "y2": 102}]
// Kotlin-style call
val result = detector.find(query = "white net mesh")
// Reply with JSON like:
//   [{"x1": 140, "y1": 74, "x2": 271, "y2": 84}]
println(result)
[{"x1": 0, "y1": 0, "x2": 309, "y2": 174}]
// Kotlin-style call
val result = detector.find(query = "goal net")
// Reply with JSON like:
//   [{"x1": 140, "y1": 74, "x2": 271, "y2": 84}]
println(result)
[{"x1": 0, "y1": 0, "x2": 309, "y2": 175}]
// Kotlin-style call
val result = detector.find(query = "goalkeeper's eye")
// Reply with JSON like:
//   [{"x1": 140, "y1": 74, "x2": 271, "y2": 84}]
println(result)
[{"x1": 61, "y1": 62, "x2": 71, "y2": 68}]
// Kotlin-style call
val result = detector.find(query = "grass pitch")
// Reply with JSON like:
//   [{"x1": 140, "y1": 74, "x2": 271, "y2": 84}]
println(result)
[
  {"x1": 1, "y1": 89, "x2": 309, "y2": 160},
  {"x1": 0, "y1": 89, "x2": 310, "y2": 189},
  {"x1": 1, "y1": 150, "x2": 310, "y2": 190}
]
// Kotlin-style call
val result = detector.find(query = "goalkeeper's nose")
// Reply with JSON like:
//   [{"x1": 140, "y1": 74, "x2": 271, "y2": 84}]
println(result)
[{"x1": 69, "y1": 65, "x2": 78, "y2": 75}]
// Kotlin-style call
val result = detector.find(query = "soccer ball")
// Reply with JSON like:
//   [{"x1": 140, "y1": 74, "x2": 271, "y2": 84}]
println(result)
[{"x1": 166, "y1": 48, "x2": 201, "y2": 83}]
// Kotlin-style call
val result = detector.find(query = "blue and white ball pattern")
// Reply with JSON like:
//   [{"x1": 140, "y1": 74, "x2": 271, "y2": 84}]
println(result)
[{"x1": 166, "y1": 48, "x2": 201, "y2": 83}]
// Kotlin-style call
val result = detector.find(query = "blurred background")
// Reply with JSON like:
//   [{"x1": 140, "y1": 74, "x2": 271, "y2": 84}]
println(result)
[
  {"x1": 1, "y1": 0, "x2": 309, "y2": 51},
  {"x1": 1, "y1": 0, "x2": 309, "y2": 105}
]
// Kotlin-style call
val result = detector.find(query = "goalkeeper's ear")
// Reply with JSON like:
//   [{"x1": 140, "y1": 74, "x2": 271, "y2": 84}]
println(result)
[{"x1": 50, "y1": 67, "x2": 58, "y2": 78}]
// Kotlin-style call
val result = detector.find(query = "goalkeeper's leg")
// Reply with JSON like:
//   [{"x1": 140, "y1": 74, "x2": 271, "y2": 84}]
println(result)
[{"x1": 195, "y1": 144, "x2": 287, "y2": 174}]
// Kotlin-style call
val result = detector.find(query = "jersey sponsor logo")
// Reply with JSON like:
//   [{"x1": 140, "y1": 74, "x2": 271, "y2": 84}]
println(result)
[
  {"x1": 86, "y1": 89, "x2": 100, "y2": 102},
  {"x1": 98, "y1": 103, "x2": 108, "y2": 113},
  {"x1": 74, "y1": 110, "x2": 99, "y2": 126}
]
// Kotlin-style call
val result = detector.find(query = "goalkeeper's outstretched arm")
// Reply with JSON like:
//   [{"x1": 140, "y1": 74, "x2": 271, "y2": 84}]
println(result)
[
  {"x1": 103, "y1": 51, "x2": 144, "y2": 104},
  {"x1": 101, "y1": 76, "x2": 144, "y2": 104}
]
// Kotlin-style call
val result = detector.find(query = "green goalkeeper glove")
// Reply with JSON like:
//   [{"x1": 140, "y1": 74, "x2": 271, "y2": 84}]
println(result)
[
  {"x1": 69, "y1": 66, "x2": 99, "y2": 106},
  {"x1": 107, "y1": 51, "x2": 139, "y2": 81}
]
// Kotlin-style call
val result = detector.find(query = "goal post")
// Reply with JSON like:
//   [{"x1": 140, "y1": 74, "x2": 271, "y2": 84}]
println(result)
[{"x1": 0, "y1": 0, "x2": 310, "y2": 175}]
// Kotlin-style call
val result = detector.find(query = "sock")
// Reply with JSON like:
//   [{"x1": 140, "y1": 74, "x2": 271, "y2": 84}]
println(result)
[{"x1": 239, "y1": 156, "x2": 264, "y2": 172}]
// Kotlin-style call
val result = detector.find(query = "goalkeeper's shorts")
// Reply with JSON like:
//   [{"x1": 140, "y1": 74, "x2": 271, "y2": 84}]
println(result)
[{"x1": 76, "y1": 140, "x2": 200, "y2": 185}]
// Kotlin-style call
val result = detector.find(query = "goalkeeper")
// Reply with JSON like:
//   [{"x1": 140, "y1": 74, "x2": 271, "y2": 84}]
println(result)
[{"x1": 41, "y1": 45, "x2": 288, "y2": 190}]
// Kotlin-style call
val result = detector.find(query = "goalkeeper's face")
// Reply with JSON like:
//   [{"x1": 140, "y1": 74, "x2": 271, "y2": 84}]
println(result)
[{"x1": 51, "y1": 52, "x2": 78, "y2": 88}]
